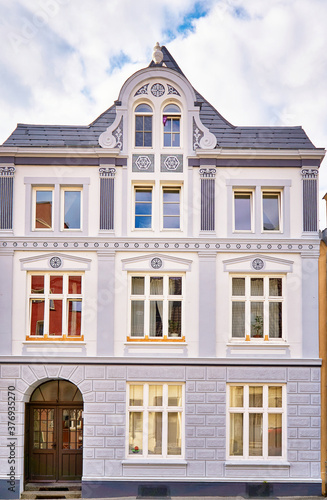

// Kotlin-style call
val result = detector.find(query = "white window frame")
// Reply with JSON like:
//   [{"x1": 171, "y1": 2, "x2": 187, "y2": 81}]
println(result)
[
  {"x1": 233, "y1": 189, "x2": 254, "y2": 233},
  {"x1": 128, "y1": 274, "x2": 184, "y2": 341},
  {"x1": 161, "y1": 185, "x2": 182, "y2": 231},
  {"x1": 227, "y1": 384, "x2": 286, "y2": 460},
  {"x1": 27, "y1": 272, "x2": 83, "y2": 340},
  {"x1": 61, "y1": 187, "x2": 83, "y2": 231},
  {"x1": 262, "y1": 189, "x2": 282, "y2": 233},
  {"x1": 32, "y1": 186, "x2": 54, "y2": 231},
  {"x1": 126, "y1": 382, "x2": 185, "y2": 459},
  {"x1": 162, "y1": 103, "x2": 182, "y2": 149},
  {"x1": 230, "y1": 275, "x2": 285, "y2": 341},
  {"x1": 133, "y1": 185, "x2": 154, "y2": 231},
  {"x1": 134, "y1": 102, "x2": 153, "y2": 148}
]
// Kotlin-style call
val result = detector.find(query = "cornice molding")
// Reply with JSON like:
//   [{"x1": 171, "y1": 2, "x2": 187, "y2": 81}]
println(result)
[{"x1": 195, "y1": 148, "x2": 326, "y2": 161}]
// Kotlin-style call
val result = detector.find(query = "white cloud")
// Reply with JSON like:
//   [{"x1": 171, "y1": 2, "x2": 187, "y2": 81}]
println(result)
[{"x1": 0, "y1": 0, "x2": 326, "y2": 223}]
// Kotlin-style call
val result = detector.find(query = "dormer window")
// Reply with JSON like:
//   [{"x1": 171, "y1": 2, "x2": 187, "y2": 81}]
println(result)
[
  {"x1": 163, "y1": 104, "x2": 181, "y2": 147},
  {"x1": 135, "y1": 103, "x2": 153, "y2": 147}
]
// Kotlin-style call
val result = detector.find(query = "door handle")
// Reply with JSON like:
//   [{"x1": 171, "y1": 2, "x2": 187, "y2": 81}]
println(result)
[{"x1": 52, "y1": 443, "x2": 57, "y2": 449}]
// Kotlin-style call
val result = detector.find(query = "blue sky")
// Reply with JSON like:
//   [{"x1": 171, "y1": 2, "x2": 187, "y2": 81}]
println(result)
[{"x1": 1, "y1": 0, "x2": 327, "y2": 224}]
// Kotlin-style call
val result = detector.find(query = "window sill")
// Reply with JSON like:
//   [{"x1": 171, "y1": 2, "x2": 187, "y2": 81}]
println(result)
[
  {"x1": 26, "y1": 335, "x2": 84, "y2": 342},
  {"x1": 126, "y1": 336, "x2": 185, "y2": 343},
  {"x1": 225, "y1": 460, "x2": 289, "y2": 467},
  {"x1": 227, "y1": 340, "x2": 289, "y2": 346},
  {"x1": 122, "y1": 459, "x2": 187, "y2": 465}
]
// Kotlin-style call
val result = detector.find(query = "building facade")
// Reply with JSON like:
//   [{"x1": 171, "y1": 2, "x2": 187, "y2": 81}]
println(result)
[{"x1": 0, "y1": 44, "x2": 325, "y2": 498}]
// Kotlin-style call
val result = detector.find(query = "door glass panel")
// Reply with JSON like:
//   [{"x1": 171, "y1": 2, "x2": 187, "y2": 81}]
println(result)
[
  {"x1": 33, "y1": 408, "x2": 55, "y2": 450},
  {"x1": 62, "y1": 409, "x2": 83, "y2": 450}
]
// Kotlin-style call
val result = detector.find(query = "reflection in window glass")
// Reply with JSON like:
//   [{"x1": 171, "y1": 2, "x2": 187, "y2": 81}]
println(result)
[
  {"x1": 148, "y1": 412, "x2": 162, "y2": 454},
  {"x1": 249, "y1": 413, "x2": 263, "y2": 456},
  {"x1": 49, "y1": 299, "x2": 62, "y2": 335},
  {"x1": 230, "y1": 413, "x2": 243, "y2": 456},
  {"x1": 163, "y1": 189, "x2": 180, "y2": 229},
  {"x1": 131, "y1": 301, "x2": 144, "y2": 336},
  {"x1": 230, "y1": 386, "x2": 243, "y2": 407},
  {"x1": 149, "y1": 385, "x2": 163, "y2": 406},
  {"x1": 168, "y1": 386, "x2": 182, "y2": 406},
  {"x1": 263, "y1": 193, "x2": 280, "y2": 231},
  {"x1": 234, "y1": 193, "x2": 251, "y2": 231},
  {"x1": 168, "y1": 412, "x2": 181, "y2": 455},
  {"x1": 135, "y1": 189, "x2": 152, "y2": 229},
  {"x1": 35, "y1": 190, "x2": 52, "y2": 229},
  {"x1": 168, "y1": 301, "x2": 182, "y2": 337},
  {"x1": 129, "y1": 385, "x2": 143, "y2": 406},
  {"x1": 64, "y1": 191, "x2": 81, "y2": 229},
  {"x1": 68, "y1": 300, "x2": 82, "y2": 336},
  {"x1": 30, "y1": 300, "x2": 44, "y2": 336}
]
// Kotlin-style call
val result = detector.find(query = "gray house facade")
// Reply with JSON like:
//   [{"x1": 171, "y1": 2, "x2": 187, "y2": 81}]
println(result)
[{"x1": 0, "y1": 44, "x2": 325, "y2": 498}]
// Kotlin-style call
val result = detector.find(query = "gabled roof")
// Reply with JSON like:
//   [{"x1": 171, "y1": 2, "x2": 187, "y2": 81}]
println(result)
[{"x1": 2, "y1": 46, "x2": 316, "y2": 150}]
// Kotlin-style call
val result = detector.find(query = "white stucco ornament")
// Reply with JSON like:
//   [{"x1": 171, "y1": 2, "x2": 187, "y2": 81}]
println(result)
[{"x1": 152, "y1": 42, "x2": 163, "y2": 64}]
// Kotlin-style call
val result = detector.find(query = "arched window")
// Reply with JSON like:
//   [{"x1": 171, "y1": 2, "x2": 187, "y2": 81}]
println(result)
[
  {"x1": 163, "y1": 104, "x2": 181, "y2": 147},
  {"x1": 135, "y1": 103, "x2": 153, "y2": 147}
]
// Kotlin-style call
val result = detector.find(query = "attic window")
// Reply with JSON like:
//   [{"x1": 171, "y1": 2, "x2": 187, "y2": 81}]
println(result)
[
  {"x1": 135, "y1": 104, "x2": 153, "y2": 147},
  {"x1": 163, "y1": 104, "x2": 181, "y2": 147}
]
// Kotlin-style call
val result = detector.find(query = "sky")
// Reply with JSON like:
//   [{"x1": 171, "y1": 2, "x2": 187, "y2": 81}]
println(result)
[{"x1": 1, "y1": 0, "x2": 327, "y2": 225}]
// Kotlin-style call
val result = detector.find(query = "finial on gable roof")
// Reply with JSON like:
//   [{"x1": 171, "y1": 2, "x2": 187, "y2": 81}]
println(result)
[{"x1": 152, "y1": 42, "x2": 163, "y2": 64}]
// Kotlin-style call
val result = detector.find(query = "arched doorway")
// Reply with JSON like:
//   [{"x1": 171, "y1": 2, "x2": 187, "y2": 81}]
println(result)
[{"x1": 26, "y1": 380, "x2": 83, "y2": 482}]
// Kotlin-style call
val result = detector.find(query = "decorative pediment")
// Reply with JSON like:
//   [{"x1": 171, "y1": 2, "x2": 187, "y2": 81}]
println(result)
[
  {"x1": 222, "y1": 254, "x2": 293, "y2": 273},
  {"x1": 122, "y1": 254, "x2": 192, "y2": 272},
  {"x1": 20, "y1": 253, "x2": 91, "y2": 271}
]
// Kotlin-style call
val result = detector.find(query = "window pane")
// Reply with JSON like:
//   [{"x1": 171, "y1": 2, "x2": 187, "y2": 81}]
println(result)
[
  {"x1": 135, "y1": 132, "x2": 143, "y2": 146},
  {"x1": 269, "y1": 302, "x2": 282, "y2": 338},
  {"x1": 149, "y1": 386, "x2": 163, "y2": 406},
  {"x1": 251, "y1": 302, "x2": 263, "y2": 338},
  {"x1": 164, "y1": 118, "x2": 172, "y2": 131},
  {"x1": 163, "y1": 104, "x2": 181, "y2": 113},
  {"x1": 35, "y1": 190, "x2": 52, "y2": 229},
  {"x1": 150, "y1": 301, "x2": 163, "y2": 337},
  {"x1": 268, "y1": 413, "x2": 282, "y2": 456},
  {"x1": 230, "y1": 386, "x2": 243, "y2": 407},
  {"x1": 263, "y1": 193, "x2": 280, "y2": 231},
  {"x1": 230, "y1": 413, "x2": 243, "y2": 456},
  {"x1": 144, "y1": 116, "x2": 152, "y2": 130},
  {"x1": 150, "y1": 277, "x2": 163, "y2": 295},
  {"x1": 31, "y1": 276, "x2": 44, "y2": 294},
  {"x1": 64, "y1": 191, "x2": 81, "y2": 229},
  {"x1": 131, "y1": 301, "x2": 144, "y2": 336},
  {"x1": 249, "y1": 387, "x2": 263, "y2": 407},
  {"x1": 168, "y1": 301, "x2": 181, "y2": 337},
  {"x1": 172, "y1": 133, "x2": 180, "y2": 147},
  {"x1": 68, "y1": 300, "x2": 82, "y2": 336},
  {"x1": 135, "y1": 203, "x2": 152, "y2": 215},
  {"x1": 168, "y1": 386, "x2": 182, "y2": 406},
  {"x1": 167, "y1": 412, "x2": 181, "y2": 455},
  {"x1": 163, "y1": 190, "x2": 180, "y2": 202},
  {"x1": 249, "y1": 413, "x2": 263, "y2": 456},
  {"x1": 232, "y1": 278, "x2": 245, "y2": 296},
  {"x1": 268, "y1": 387, "x2": 282, "y2": 408},
  {"x1": 234, "y1": 193, "x2": 251, "y2": 230},
  {"x1": 129, "y1": 386, "x2": 143, "y2": 406},
  {"x1": 69, "y1": 276, "x2": 82, "y2": 294},
  {"x1": 132, "y1": 277, "x2": 144, "y2": 295},
  {"x1": 148, "y1": 412, "x2": 162, "y2": 455},
  {"x1": 49, "y1": 300, "x2": 62, "y2": 335},
  {"x1": 129, "y1": 412, "x2": 143, "y2": 455},
  {"x1": 135, "y1": 116, "x2": 144, "y2": 129},
  {"x1": 144, "y1": 132, "x2": 152, "y2": 147},
  {"x1": 50, "y1": 275, "x2": 63, "y2": 294},
  {"x1": 232, "y1": 302, "x2": 245, "y2": 337},
  {"x1": 164, "y1": 134, "x2": 171, "y2": 147},
  {"x1": 172, "y1": 119, "x2": 180, "y2": 132},
  {"x1": 136, "y1": 191, "x2": 152, "y2": 202},
  {"x1": 169, "y1": 277, "x2": 182, "y2": 295},
  {"x1": 135, "y1": 216, "x2": 152, "y2": 228},
  {"x1": 135, "y1": 104, "x2": 152, "y2": 113},
  {"x1": 163, "y1": 203, "x2": 180, "y2": 216},
  {"x1": 30, "y1": 300, "x2": 44, "y2": 336},
  {"x1": 163, "y1": 216, "x2": 180, "y2": 229},
  {"x1": 251, "y1": 278, "x2": 263, "y2": 296},
  {"x1": 269, "y1": 278, "x2": 282, "y2": 296}
]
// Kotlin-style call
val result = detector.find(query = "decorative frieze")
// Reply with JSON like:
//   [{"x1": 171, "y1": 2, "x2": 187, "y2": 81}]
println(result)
[
  {"x1": 160, "y1": 154, "x2": 183, "y2": 172},
  {"x1": 134, "y1": 84, "x2": 149, "y2": 96},
  {"x1": 167, "y1": 84, "x2": 180, "y2": 96},
  {"x1": 151, "y1": 83, "x2": 165, "y2": 97},
  {"x1": 132, "y1": 154, "x2": 154, "y2": 172}
]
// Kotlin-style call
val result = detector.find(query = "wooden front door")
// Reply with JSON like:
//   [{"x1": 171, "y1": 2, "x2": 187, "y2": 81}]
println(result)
[
  {"x1": 28, "y1": 404, "x2": 83, "y2": 481},
  {"x1": 27, "y1": 380, "x2": 83, "y2": 482}
]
